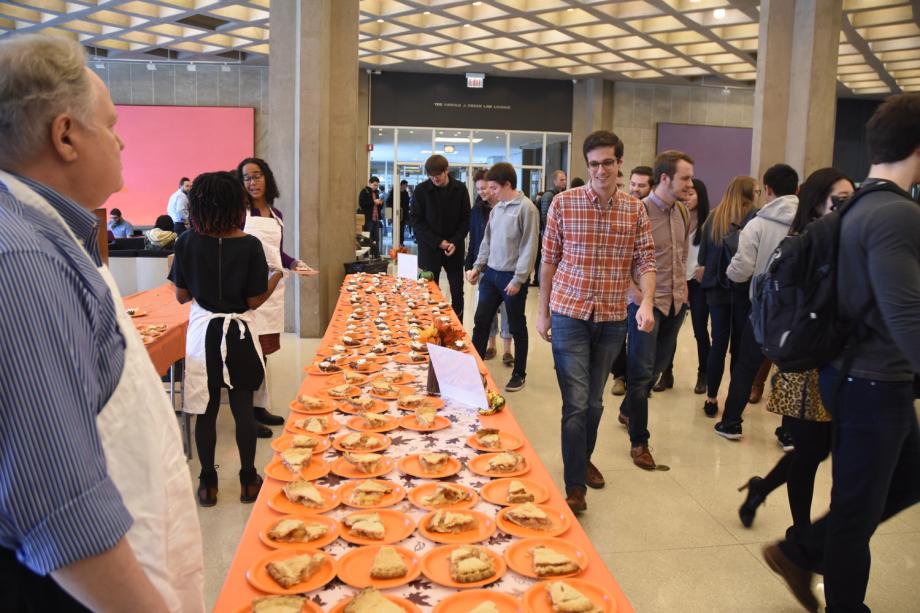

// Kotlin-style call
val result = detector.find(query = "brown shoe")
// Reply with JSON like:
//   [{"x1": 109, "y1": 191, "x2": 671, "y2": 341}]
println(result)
[
  {"x1": 565, "y1": 487, "x2": 587, "y2": 513},
  {"x1": 631, "y1": 445, "x2": 656, "y2": 470},
  {"x1": 502, "y1": 352, "x2": 514, "y2": 366},
  {"x1": 585, "y1": 461, "x2": 605, "y2": 489},
  {"x1": 611, "y1": 377, "x2": 626, "y2": 396},
  {"x1": 617, "y1": 413, "x2": 629, "y2": 428},
  {"x1": 484, "y1": 347, "x2": 497, "y2": 360},
  {"x1": 749, "y1": 383, "x2": 764, "y2": 404},
  {"x1": 762, "y1": 544, "x2": 818, "y2": 612}
]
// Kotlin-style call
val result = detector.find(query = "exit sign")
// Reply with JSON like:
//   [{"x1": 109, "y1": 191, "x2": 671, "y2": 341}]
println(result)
[{"x1": 466, "y1": 72, "x2": 484, "y2": 88}]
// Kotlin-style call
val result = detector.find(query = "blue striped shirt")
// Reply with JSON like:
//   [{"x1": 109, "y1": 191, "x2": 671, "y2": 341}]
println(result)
[{"x1": 0, "y1": 175, "x2": 131, "y2": 575}]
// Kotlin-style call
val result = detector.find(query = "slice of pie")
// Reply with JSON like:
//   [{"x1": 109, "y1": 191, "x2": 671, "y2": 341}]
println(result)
[
  {"x1": 371, "y1": 380, "x2": 399, "y2": 396},
  {"x1": 487, "y1": 451, "x2": 525, "y2": 473},
  {"x1": 416, "y1": 406, "x2": 437, "y2": 427},
  {"x1": 532, "y1": 545, "x2": 580, "y2": 577},
  {"x1": 428, "y1": 510, "x2": 477, "y2": 534},
  {"x1": 546, "y1": 581, "x2": 603, "y2": 613},
  {"x1": 468, "y1": 602, "x2": 501, "y2": 613},
  {"x1": 295, "y1": 416, "x2": 327, "y2": 433},
  {"x1": 369, "y1": 546, "x2": 408, "y2": 579},
  {"x1": 291, "y1": 435, "x2": 319, "y2": 450},
  {"x1": 419, "y1": 452, "x2": 449, "y2": 473},
  {"x1": 505, "y1": 502, "x2": 552, "y2": 530},
  {"x1": 349, "y1": 479, "x2": 392, "y2": 505},
  {"x1": 252, "y1": 595, "x2": 306, "y2": 613},
  {"x1": 327, "y1": 384, "x2": 356, "y2": 398},
  {"x1": 340, "y1": 432, "x2": 373, "y2": 450},
  {"x1": 345, "y1": 452, "x2": 382, "y2": 474},
  {"x1": 347, "y1": 396, "x2": 376, "y2": 411},
  {"x1": 344, "y1": 512, "x2": 385, "y2": 540},
  {"x1": 421, "y1": 484, "x2": 471, "y2": 507},
  {"x1": 381, "y1": 371, "x2": 403, "y2": 382},
  {"x1": 280, "y1": 447, "x2": 312, "y2": 473},
  {"x1": 399, "y1": 393, "x2": 425, "y2": 408},
  {"x1": 344, "y1": 587, "x2": 403, "y2": 613},
  {"x1": 507, "y1": 480, "x2": 535, "y2": 503},
  {"x1": 265, "y1": 553, "x2": 325, "y2": 588},
  {"x1": 298, "y1": 395, "x2": 326, "y2": 411},
  {"x1": 361, "y1": 412, "x2": 391, "y2": 428},
  {"x1": 475, "y1": 428, "x2": 501, "y2": 449},
  {"x1": 282, "y1": 480, "x2": 325, "y2": 508},
  {"x1": 344, "y1": 370, "x2": 368, "y2": 385},
  {"x1": 267, "y1": 518, "x2": 328, "y2": 544},
  {"x1": 449, "y1": 546, "x2": 495, "y2": 583},
  {"x1": 316, "y1": 360, "x2": 341, "y2": 373}
]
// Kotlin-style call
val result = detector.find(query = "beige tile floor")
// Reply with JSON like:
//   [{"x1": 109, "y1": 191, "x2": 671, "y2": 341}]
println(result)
[{"x1": 192, "y1": 280, "x2": 920, "y2": 612}]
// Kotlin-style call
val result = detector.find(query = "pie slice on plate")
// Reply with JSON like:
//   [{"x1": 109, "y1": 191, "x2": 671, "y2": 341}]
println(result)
[
  {"x1": 282, "y1": 480, "x2": 325, "y2": 508},
  {"x1": 252, "y1": 595, "x2": 306, "y2": 613},
  {"x1": 428, "y1": 510, "x2": 477, "y2": 534},
  {"x1": 475, "y1": 428, "x2": 501, "y2": 449},
  {"x1": 280, "y1": 447, "x2": 312, "y2": 473},
  {"x1": 343, "y1": 587, "x2": 403, "y2": 613},
  {"x1": 421, "y1": 484, "x2": 471, "y2": 507},
  {"x1": 505, "y1": 502, "x2": 552, "y2": 530},
  {"x1": 265, "y1": 553, "x2": 325, "y2": 588},
  {"x1": 344, "y1": 513, "x2": 385, "y2": 540},
  {"x1": 449, "y1": 546, "x2": 495, "y2": 583},
  {"x1": 267, "y1": 519, "x2": 328, "y2": 544},
  {"x1": 419, "y1": 452, "x2": 449, "y2": 473},
  {"x1": 546, "y1": 581, "x2": 604, "y2": 613},
  {"x1": 487, "y1": 451, "x2": 525, "y2": 473},
  {"x1": 508, "y1": 479, "x2": 535, "y2": 503},
  {"x1": 370, "y1": 546, "x2": 408, "y2": 579},
  {"x1": 532, "y1": 545, "x2": 581, "y2": 577},
  {"x1": 349, "y1": 480, "x2": 391, "y2": 506},
  {"x1": 345, "y1": 452, "x2": 382, "y2": 474}
]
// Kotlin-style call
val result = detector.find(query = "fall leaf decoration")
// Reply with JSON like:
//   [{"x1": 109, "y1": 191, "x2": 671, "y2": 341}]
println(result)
[
  {"x1": 387, "y1": 246, "x2": 410, "y2": 260},
  {"x1": 417, "y1": 321, "x2": 465, "y2": 347}
]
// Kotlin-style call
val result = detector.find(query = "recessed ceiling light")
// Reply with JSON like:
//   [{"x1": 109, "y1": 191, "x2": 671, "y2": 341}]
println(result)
[
  {"x1": 424, "y1": 11, "x2": 430, "y2": 15},
  {"x1": 376, "y1": 18, "x2": 384, "y2": 23},
  {"x1": 473, "y1": 1, "x2": 482, "y2": 5},
  {"x1": 567, "y1": 7, "x2": 574, "y2": 11},
  {"x1": 463, "y1": 23, "x2": 470, "y2": 27},
  {"x1": 713, "y1": 8, "x2": 726, "y2": 19}
]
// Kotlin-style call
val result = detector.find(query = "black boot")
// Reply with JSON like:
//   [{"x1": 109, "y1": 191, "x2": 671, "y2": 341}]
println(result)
[
  {"x1": 197, "y1": 470, "x2": 218, "y2": 507},
  {"x1": 254, "y1": 406, "x2": 284, "y2": 426},
  {"x1": 240, "y1": 470, "x2": 263, "y2": 503},
  {"x1": 694, "y1": 373, "x2": 706, "y2": 394},
  {"x1": 738, "y1": 476, "x2": 766, "y2": 528},
  {"x1": 653, "y1": 369, "x2": 674, "y2": 392}
]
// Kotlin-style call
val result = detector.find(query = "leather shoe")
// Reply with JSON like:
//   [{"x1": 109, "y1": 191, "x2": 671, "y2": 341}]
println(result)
[
  {"x1": 611, "y1": 377, "x2": 626, "y2": 396},
  {"x1": 652, "y1": 369, "x2": 674, "y2": 392},
  {"x1": 256, "y1": 425, "x2": 273, "y2": 439},
  {"x1": 617, "y1": 413, "x2": 629, "y2": 428},
  {"x1": 565, "y1": 487, "x2": 587, "y2": 513},
  {"x1": 694, "y1": 373, "x2": 707, "y2": 394},
  {"x1": 762, "y1": 544, "x2": 818, "y2": 612},
  {"x1": 240, "y1": 473, "x2": 263, "y2": 504},
  {"x1": 631, "y1": 445, "x2": 656, "y2": 470},
  {"x1": 749, "y1": 383, "x2": 764, "y2": 404},
  {"x1": 484, "y1": 347, "x2": 497, "y2": 360},
  {"x1": 585, "y1": 461, "x2": 605, "y2": 489},
  {"x1": 255, "y1": 406, "x2": 284, "y2": 426}
]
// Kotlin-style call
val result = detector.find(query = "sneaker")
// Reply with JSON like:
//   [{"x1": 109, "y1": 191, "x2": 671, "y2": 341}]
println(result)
[
  {"x1": 775, "y1": 427, "x2": 795, "y2": 452},
  {"x1": 714, "y1": 421, "x2": 743, "y2": 440},
  {"x1": 694, "y1": 373, "x2": 706, "y2": 395},
  {"x1": 703, "y1": 400, "x2": 719, "y2": 418},
  {"x1": 652, "y1": 369, "x2": 674, "y2": 392},
  {"x1": 611, "y1": 377, "x2": 626, "y2": 396},
  {"x1": 505, "y1": 375, "x2": 526, "y2": 392}
]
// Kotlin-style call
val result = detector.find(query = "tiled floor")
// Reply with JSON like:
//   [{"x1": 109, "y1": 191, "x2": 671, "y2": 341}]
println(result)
[{"x1": 193, "y1": 279, "x2": 920, "y2": 612}]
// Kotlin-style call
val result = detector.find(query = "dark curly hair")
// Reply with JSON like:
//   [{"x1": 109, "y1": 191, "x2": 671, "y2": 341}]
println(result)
[
  {"x1": 188, "y1": 171, "x2": 247, "y2": 235},
  {"x1": 236, "y1": 157, "x2": 280, "y2": 206}
]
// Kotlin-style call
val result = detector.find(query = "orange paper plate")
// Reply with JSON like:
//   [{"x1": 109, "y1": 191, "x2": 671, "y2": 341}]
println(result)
[
  {"x1": 396, "y1": 396, "x2": 445, "y2": 411},
  {"x1": 305, "y1": 363, "x2": 345, "y2": 376},
  {"x1": 267, "y1": 484, "x2": 339, "y2": 515},
  {"x1": 334, "y1": 398, "x2": 389, "y2": 416},
  {"x1": 496, "y1": 504, "x2": 572, "y2": 538},
  {"x1": 417, "y1": 510, "x2": 496, "y2": 544},
  {"x1": 466, "y1": 431, "x2": 524, "y2": 452},
  {"x1": 327, "y1": 372, "x2": 370, "y2": 387},
  {"x1": 398, "y1": 413, "x2": 452, "y2": 432},
  {"x1": 397, "y1": 454, "x2": 462, "y2": 479},
  {"x1": 245, "y1": 547, "x2": 336, "y2": 596},
  {"x1": 393, "y1": 354, "x2": 430, "y2": 365},
  {"x1": 337, "y1": 479, "x2": 406, "y2": 509},
  {"x1": 480, "y1": 478, "x2": 550, "y2": 506},
  {"x1": 420, "y1": 544, "x2": 506, "y2": 589},
  {"x1": 346, "y1": 414, "x2": 400, "y2": 433},
  {"x1": 265, "y1": 457, "x2": 331, "y2": 483},
  {"x1": 336, "y1": 544, "x2": 422, "y2": 589},
  {"x1": 368, "y1": 384, "x2": 414, "y2": 401},
  {"x1": 315, "y1": 346, "x2": 357, "y2": 358},
  {"x1": 320, "y1": 385, "x2": 362, "y2": 401},
  {"x1": 343, "y1": 361, "x2": 383, "y2": 375},
  {"x1": 408, "y1": 482, "x2": 479, "y2": 511},
  {"x1": 332, "y1": 432, "x2": 391, "y2": 453},
  {"x1": 339, "y1": 508, "x2": 416, "y2": 546},
  {"x1": 127, "y1": 309, "x2": 147, "y2": 318},
  {"x1": 235, "y1": 597, "x2": 323, "y2": 613},
  {"x1": 504, "y1": 537, "x2": 588, "y2": 579},
  {"x1": 467, "y1": 453, "x2": 530, "y2": 478},
  {"x1": 331, "y1": 455, "x2": 394, "y2": 479},
  {"x1": 258, "y1": 514, "x2": 340, "y2": 550},
  {"x1": 270, "y1": 433, "x2": 330, "y2": 455},
  {"x1": 288, "y1": 398, "x2": 335, "y2": 415},
  {"x1": 327, "y1": 594, "x2": 421, "y2": 613},
  {"x1": 369, "y1": 372, "x2": 417, "y2": 386},
  {"x1": 285, "y1": 416, "x2": 341, "y2": 436},
  {"x1": 523, "y1": 579, "x2": 616, "y2": 613},
  {"x1": 432, "y1": 590, "x2": 523, "y2": 613}
]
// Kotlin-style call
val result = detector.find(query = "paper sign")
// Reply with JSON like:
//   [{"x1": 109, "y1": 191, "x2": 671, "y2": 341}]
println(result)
[
  {"x1": 397, "y1": 253, "x2": 418, "y2": 280},
  {"x1": 427, "y1": 343, "x2": 489, "y2": 412}
]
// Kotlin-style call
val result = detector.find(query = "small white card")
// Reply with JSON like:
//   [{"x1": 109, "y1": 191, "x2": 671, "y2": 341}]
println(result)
[
  {"x1": 397, "y1": 253, "x2": 418, "y2": 280},
  {"x1": 427, "y1": 343, "x2": 488, "y2": 411}
]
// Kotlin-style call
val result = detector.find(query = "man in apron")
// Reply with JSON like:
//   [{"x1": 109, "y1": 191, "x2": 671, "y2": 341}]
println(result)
[{"x1": 0, "y1": 35, "x2": 204, "y2": 611}]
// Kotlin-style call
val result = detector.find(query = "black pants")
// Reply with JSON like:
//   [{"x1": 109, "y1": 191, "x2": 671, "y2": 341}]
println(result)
[
  {"x1": 419, "y1": 249, "x2": 464, "y2": 319},
  {"x1": 662, "y1": 279, "x2": 711, "y2": 377},
  {"x1": 781, "y1": 368, "x2": 920, "y2": 612},
  {"x1": 719, "y1": 319, "x2": 763, "y2": 426},
  {"x1": 0, "y1": 548, "x2": 89, "y2": 612},
  {"x1": 471, "y1": 267, "x2": 529, "y2": 379},
  {"x1": 706, "y1": 295, "x2": 750, "y2": 397}
]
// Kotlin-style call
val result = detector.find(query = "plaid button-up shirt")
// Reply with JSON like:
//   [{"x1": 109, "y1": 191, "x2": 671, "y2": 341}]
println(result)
[{"x1": 542, "y1": 184, "x2": 657, "y2": 322}]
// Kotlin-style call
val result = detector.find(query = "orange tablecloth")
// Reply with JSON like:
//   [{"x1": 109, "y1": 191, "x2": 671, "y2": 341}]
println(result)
[
  {"x1": 213, "y1": 277, "x2": 634, "y2": 612},
  {"x1": 123, "y1": 283, "x2": 189, "y2": 376}
]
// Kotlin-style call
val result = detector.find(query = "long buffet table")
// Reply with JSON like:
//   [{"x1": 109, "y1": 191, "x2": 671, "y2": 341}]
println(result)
[
  {"x1": 122, "y1": 282, "x2": 189, "y2": 376},
  {"x1": 214, "y1": 274, "x2": 633, "y2": 612}
]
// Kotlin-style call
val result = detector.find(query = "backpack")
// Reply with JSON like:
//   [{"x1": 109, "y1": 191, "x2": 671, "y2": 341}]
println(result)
[
  {"x1": 716, "y1": 209, "x2": 755, "y2": 289},
  {"x1": 751, "y1": 181, "x2": 903, "y2": 372}
]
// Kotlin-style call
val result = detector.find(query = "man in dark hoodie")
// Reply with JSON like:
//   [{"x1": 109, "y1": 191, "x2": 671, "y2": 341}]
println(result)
[{"x1": 410, "y1": 154, "x2": 471, "y2": 317}]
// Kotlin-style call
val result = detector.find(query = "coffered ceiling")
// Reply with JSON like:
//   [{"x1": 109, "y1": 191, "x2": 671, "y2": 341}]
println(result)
[{"x1": 0, "y1": 0, "x2": 917, "y2": 96}]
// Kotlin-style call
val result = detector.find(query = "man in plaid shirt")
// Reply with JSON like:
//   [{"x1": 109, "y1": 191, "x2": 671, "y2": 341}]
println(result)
[{"x1": 538, "y1": 130, "x2": 657, "y2": 513}]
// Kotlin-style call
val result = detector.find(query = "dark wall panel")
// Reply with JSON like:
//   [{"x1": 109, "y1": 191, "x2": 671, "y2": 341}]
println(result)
[
  {"x1": 370, "y1": 72, "x2": 573, "y2": 132},
  {"x1": 833, "y1": 98, "x2": 881, "y2": 183}
]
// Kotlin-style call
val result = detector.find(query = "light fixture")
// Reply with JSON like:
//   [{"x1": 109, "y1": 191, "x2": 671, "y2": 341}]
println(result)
[
  {"x1": 187, "y1": 63, "x2": 196, "y2": 72},
  {"x1": 713, "y1": 8, "x2": 726, "y2": 19},
  {"x1": 444, "y1": 145, "x2": 456, "y2": 153},
  {"x1": 473, "y1": 1, "x2": 482, "y2": 5},
  {"x1": 146, "y1": 61, "x2": 156, "y2": 71},
  {"x1": 463, "y1": 23, "x2": 470, "y2": 27},
  {"x1": 94, "y1": 62, "x2": 105, "y2": 70},
  {"x1": 376, "y1": 18, "x2": 384, "y2": 23},
  {"x1": 423, "y1": 10, "x2": 430, "y2": 14},
  {"x1": 221, "y1": 63, "x2": 231, "y2": 72}
]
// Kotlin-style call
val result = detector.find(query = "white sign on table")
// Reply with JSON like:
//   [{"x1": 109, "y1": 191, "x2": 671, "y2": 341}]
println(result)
[
  {"x1": 427, "y1": 343, "x2": 488, "y2": 411},
  {"x1": 397, "y1": 253, "x2": 418, "y2": 280}
]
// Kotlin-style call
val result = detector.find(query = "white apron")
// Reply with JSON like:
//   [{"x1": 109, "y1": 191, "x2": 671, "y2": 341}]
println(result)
[
  {"x1": 243, "y1": 209, "x2": 284, "y2": 408},
  {"x1": 0, "y1": 171, "x2": 205, "y2": 612},
  {"x1": 183, "y1": 301, "x2": 264, "y2": 415}
]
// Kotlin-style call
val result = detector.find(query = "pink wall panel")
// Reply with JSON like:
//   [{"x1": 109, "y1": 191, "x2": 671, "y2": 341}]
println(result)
[{"x1": 104, "y1": 105, "x2": 254, "y2": 225}]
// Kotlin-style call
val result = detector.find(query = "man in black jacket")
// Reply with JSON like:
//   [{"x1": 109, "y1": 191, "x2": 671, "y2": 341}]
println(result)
[
  {"x1": 358, "y1": 175, "x2": 382, "y2": 248},
  {"x1": 410, "y1": 154, "x2": 471, "y2": 317},
  {"x1": 386, "y1": 179, "x2": 411, "y2": 245}
]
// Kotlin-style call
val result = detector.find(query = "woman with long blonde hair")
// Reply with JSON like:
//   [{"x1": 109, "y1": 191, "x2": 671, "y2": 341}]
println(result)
[{"x1": 695, "y1": 175, "x2": 759, "y2": 417}]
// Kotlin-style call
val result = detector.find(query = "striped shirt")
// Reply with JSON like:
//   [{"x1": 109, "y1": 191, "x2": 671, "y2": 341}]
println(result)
[
  {"x1": 0, "y1": 175, "x2": 131, "y2": 575},
  {"x1": 542, "y1": 185, "x2": 657, "y2": 322}
]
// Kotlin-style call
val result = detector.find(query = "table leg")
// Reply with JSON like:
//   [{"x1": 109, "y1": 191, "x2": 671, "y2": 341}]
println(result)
[{"x1": 170, "y1": 362, "x2": 192, "y2": 460}]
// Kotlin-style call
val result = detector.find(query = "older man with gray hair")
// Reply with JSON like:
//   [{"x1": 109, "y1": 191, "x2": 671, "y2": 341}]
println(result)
[{"x1": 0, "y1": 35, "x2": 203, "y2": 611}]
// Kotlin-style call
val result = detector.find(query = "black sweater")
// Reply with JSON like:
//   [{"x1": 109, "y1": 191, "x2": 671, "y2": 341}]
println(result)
[{"x1": 410, "y1": 177, "x2": 471, "y2": 260}]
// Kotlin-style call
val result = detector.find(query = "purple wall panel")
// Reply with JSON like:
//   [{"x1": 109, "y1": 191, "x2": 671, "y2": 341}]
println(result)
[{"x1": 656, "y1": 123, "x2": 753, "y2": 204}]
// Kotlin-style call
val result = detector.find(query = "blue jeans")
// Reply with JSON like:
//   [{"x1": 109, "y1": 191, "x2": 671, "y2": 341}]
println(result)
[
  {"x1": 551, "y1": 312, "x2": 627, "y2": 491},
  {"x1": 471, "y1": 268, "x2": 529, "y2": 379},
  {"x1": 619, "y1": 303, "x2": 687, "y2": 446},
  {"x1": 780, "y1": 367, "x2": 920, "y2": 612},
  {"x1": 488, "y1": 302, "x2": 511, "y2": 340}
]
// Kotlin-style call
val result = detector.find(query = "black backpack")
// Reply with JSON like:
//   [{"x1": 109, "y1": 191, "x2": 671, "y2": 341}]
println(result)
[
  {"x1": 716, "y1": 209, "x2": 756, "y2": 289},
  {"x1": 751, "y1": 181, "x2": 902, "y2": 372}
]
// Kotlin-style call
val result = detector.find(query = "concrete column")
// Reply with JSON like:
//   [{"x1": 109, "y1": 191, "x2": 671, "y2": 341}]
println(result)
[
  {"x1": 571, "y1": 78, "x2": 616, "y2": 174},
  {"x1": 751, "y1": 0, "x2": 842, "y2": 180},
  {"x1": 270, "y1": 0, "x2": 359, "y2": 337}
]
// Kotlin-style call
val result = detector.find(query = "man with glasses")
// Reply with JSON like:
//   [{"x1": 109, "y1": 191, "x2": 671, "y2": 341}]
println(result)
[
  {"x1": 410, "y1": 154, "x2": 471, "y2": 317},
  {"x1": 538, "y1": 130, "x2": 657, "y2": 512}
]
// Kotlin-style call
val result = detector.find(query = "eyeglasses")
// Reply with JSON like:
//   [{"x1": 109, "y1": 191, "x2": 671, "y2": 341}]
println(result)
[
  {"x1": 587, "y1": 159, "x2": 618, "y2": 171},
  {"x1": 242, "y1": 172, "x2": 264, "y2": 183}
]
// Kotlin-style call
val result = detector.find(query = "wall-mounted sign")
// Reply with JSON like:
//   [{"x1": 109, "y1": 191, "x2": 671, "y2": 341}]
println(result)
[{"x1": 466, "y1": 72, "x2": 485, "y2": 88}]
